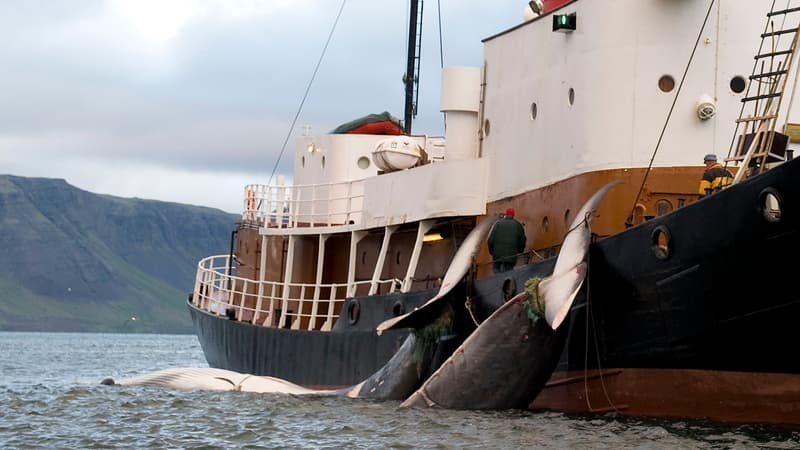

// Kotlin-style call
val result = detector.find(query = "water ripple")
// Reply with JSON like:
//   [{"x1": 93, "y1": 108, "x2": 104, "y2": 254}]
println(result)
[{"x1": 1, "y1": 332, "x2": 798, "y2": 449}]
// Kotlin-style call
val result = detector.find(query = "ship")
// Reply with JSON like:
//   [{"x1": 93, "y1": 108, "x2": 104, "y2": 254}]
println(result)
[{"x1": 188, "y1": 0, "x2": 800, "y2": 425}]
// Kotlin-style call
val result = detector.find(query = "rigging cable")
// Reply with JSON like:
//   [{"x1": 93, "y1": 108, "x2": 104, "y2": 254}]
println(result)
[
  {"x1": 267, "y1": 0, "x2": 347, "y2": 186},
  {"x1": 626, "y1": 0, "x2": 715, "y2": 225},
  {"x1": 438, "y1": 0, "x2": 447, "y2": 130},
  {"x1": 437, "y1": 0, "x2": 444, "y2": 69}
]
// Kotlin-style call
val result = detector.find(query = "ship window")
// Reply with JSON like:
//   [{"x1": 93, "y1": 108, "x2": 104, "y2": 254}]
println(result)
[
  {"x1": 730, "y1": 76, "x2": 746, "y2": 94},
  {"x1": 361, "y1": 251, "x2": 366, "y2": 265},
  {"x1": 542, "y1": 216, "x2": 550, "y2": 232},
  {"x1": 564, "y1": 208, "x2": 571, "y2": 225},
  {"x1": 656, "y1": 199, "x2": 673, "y2": 216},
  {"x1": 759, "y1": 188, "x2": 782, "y2": 223},
  {"x1": 530, "y1": 102, "x2": 538, "y2": 120},
  {"x1": 483, "y1": 119, "x2": 491, "y2": 137},
  {"x1": 322, "y1": 156, "x2": 326, "y2": 169},
  {"x1": 658, "y1": 75, "x2": 675, "y2": 93},
  {"x1": 568, "y1": 88, "x2": 575, "y2": 106},
  {"x1": 357, "y1": 156, "x2": 370, "y2": 170},
  {"x1": 651, "y1": 225, "x2": 672, "y2": 260},
  {"x1": 301, "y1": 156, "x2": 305, "y2": 168},
  {"x1": 396, "y1": 251, "x2": 401, "y2": 265},
  {"x1": 626, "y1": 203, "x2": 646, "y2": 226}
]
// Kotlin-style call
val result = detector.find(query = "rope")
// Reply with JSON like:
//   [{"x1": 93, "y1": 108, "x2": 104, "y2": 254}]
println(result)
[
  {"x1": 266, "y1": 0, "x2": 347, "y2": 186},
  {"x1": 438, "y1": 0, "x2": 446, "y2": 130},
  {"x1": 437, "y1": 0, "x2": 444, "y2": 69},
  {"x1": 582, "y1": 235, "x2": 620, "y2": 412},
  {"x1": 627, "y1": 0, "x2": 716, "y2": 225}
]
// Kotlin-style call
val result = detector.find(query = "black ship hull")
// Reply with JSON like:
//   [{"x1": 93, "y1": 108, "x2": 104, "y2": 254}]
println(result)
[
  {"x1": 189, "y1": 288, "x2": 434, "y2": 387},
  {"x1": 190, "y1": 157, "x2": 800, "y2": 422}
]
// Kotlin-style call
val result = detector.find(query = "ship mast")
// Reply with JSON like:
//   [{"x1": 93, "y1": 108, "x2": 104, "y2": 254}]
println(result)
[{"x1": 404, "y1": 0, "x2": 423, "y2": 134}]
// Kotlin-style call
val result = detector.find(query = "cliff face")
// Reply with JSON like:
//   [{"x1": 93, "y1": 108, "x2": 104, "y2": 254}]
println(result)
[{"x1": 0, "y1": 175, "x2": 237, "y2": 333}]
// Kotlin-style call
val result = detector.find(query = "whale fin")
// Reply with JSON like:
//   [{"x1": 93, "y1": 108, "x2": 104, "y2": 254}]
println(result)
[
  {"x1": 376, "y1": 216, "x2": 498, "y2": 335},
  {"x1": 541, "y1": 181, "x2": 619, "y2": 329},
  {"x1": 540, "y1": 262, "x2": 586, "y2": 330}
]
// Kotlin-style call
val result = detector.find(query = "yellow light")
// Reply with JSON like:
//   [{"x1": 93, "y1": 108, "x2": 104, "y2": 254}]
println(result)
[
  {"x1": 307, "y1": 143, "x2": 316, "y2": 153},
  {"x1": 423, "y1": 232, "x2": 443, "y2": 242}
]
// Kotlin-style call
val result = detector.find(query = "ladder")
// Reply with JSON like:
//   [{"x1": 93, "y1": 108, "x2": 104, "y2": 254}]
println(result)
[{"x1": 726, "y1": 2, "x2": 800, "y2": 184}]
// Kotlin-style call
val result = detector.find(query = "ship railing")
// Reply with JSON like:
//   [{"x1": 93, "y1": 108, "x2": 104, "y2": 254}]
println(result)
[
  {"x1": 191, "y1": 255, "x2": 400, "y2": 331},
  {"x1": 241, "y1": 180, "x2": 365, "y2": 229}
]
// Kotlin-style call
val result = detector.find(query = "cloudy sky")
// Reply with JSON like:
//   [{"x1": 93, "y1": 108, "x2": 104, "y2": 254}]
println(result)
[{"x1": 0, "y1": 1, "x2": 522, "y2": 213}]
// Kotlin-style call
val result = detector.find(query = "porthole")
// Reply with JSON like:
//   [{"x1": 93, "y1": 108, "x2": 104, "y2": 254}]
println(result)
[
  {"x1": 483, "y1": 118, "x2": 491, "y2": 137},
  {"x1": 357, "y1": 156, "x2": 370, "y2": 169},
  {"x1": 730, "y1": 76, "x2": 746, "y2": 94},
  {"x1": 658, "y1": 75, "x2": 675, "y2": 93},
  {"x1": 651, "y1": 225, "x2": 672, "y2": 260},
  {"x1": 656, "y1": 199, "x2": 673, "y2": 217},
  {"x1": 759, "y1": 188, "x2": 783, "y2": 223},
  {"x1": 301, "y1": 156, "x2": 305, "y2": 168},
  {"x1": 347, "y1": 299, "x2": 360, "y2": 325},
  {"x1": 502, "y1": 277, "x2": 517, "y2": 301},
  {"x1": 564, "y1": 208, "x2": 571, "y2": 226},
  {"x1": 322, "y1": 155, "x2": 326, "y2": 168},
  {"x1": 627, "y1": 203, "x2": 646, "y2": 226},
  {"x1": 568, "y1": 88, "x2": 575, "y2": 105},
  {"x1": 542, "y1": 216, "x2": 550, "y2": 232},
  {"x1": 530, "y1": 102, "x2": 538, "y2": 120},
  {"x1": 392, "y1": 300, "x2": 405, "y2": 317}
]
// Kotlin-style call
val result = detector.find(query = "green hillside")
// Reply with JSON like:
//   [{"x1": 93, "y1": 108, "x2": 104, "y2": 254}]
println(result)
[{"x1": 0, "y1": 175, "x2": 237, "y2": 333}]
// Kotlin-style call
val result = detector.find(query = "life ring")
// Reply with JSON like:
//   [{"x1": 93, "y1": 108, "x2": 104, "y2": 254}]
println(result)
[
  {"x1": 347, "y1": 299, "x2": 361, "y2": 325},
  {"x1": 245, "y1": 189, "x2": 256, "y2": 211}
]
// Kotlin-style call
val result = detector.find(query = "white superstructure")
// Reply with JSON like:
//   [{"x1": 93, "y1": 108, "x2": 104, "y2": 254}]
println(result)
[
  {"x1": 482, "y1": 0, "x2": 799, "y2": 201},
  {"x1": 258, "y1": 1, "x2": 800, "y2": 230}
]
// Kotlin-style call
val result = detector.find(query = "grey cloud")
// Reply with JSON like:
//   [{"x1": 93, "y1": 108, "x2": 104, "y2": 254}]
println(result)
[{"x1": 0, "y1": 0, "x2": 520, "y2": 207}]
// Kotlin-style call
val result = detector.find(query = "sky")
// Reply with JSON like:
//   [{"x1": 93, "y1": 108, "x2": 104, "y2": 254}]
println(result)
[{"x1": 0, "y1": 1, "x2": 523, "y2": 213}]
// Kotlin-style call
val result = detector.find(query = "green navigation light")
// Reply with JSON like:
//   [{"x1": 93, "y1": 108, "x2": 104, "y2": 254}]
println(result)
[{"x1": 552, "y1": 13, "x2": 577, "y2": 32}]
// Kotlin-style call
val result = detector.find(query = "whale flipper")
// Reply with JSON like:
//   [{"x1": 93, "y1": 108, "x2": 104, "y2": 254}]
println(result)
[{"x1": 376, "y1": 216, "x2": 498, "y2": 335}]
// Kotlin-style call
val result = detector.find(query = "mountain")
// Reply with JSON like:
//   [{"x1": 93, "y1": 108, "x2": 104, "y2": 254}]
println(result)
[{"x1": 0, "y1": 175, "x2": 237, "y2": 333}]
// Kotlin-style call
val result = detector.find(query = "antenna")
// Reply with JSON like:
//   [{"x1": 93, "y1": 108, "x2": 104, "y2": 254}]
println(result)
[{"x1": 404, "y1": 0, "x2": 424, "y2": 134}]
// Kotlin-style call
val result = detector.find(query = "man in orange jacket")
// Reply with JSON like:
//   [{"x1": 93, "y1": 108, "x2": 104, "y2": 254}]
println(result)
[{"x1": 698, "y1": 154, "x2": 733, "y2": 197}]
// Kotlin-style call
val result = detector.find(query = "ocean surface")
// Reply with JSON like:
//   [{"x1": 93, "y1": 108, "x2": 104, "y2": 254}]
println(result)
[{"x1": 1, "y1": 332, "x2": 798, "y2": 449}]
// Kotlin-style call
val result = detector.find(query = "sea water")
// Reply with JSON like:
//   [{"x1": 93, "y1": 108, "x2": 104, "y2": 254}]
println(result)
[{"x1": 0, "y1": 332, "x2": 797, "y2": 449}]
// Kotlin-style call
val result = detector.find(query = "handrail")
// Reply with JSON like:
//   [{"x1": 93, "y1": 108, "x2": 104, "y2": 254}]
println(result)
[
  {"x1": 242, "y1": 180, "x2": 365, "y2": 229},
  {"x1": 190, "y1": 255, "x2": 400, "y2": 331}
]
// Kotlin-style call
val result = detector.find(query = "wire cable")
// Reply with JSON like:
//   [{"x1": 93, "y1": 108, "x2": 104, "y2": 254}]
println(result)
[
  {"x1": 627, "y1": 0, "x2": 715, "y2": 224},
  {"x1": 267, "y1": 0, "x2": 347, "y2": 186}
]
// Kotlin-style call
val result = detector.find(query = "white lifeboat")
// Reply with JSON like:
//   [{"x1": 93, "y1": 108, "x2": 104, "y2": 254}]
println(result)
[{"x1": 371, "y1": 137, "x2": 421, "y2": 172}]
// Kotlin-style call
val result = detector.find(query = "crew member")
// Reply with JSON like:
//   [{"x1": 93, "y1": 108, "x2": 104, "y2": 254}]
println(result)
[
  {"x1": 698, "y1": 154, "x2": 733, "y2": 197},
  {"x1": 488, "y1": 207, "x2": 526, "y2": 274}
]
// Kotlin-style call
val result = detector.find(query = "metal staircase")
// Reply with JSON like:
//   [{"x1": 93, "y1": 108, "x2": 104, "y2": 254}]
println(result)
[{"x1": 727, "y1": 2, "x2": 800, "y2": 183}]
